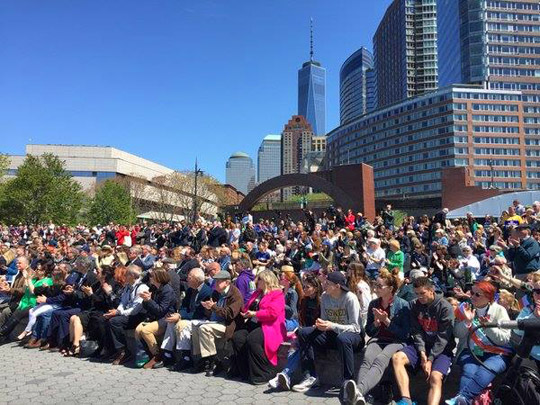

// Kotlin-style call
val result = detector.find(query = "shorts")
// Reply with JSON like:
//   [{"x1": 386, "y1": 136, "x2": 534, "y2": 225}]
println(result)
[{"x1": 400, "y1": 344, "x2": 453, "y2": 376}]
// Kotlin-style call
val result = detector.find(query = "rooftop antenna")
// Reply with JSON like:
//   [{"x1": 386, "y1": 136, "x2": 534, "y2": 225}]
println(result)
[{"x1": 310, "y1": 17, "x2": 314, "y2": 62}]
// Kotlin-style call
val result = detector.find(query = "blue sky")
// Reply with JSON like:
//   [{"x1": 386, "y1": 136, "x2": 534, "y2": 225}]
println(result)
[{"x1": 0, "y1": 1, "x2": 390, "y2": 182}]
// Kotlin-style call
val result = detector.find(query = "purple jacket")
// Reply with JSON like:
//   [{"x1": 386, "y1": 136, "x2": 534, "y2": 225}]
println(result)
[{"x1": 235, "y1": 269, "x2": 256, "y2": 305}]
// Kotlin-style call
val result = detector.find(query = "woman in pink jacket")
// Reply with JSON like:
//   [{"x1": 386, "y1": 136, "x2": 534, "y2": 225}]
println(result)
[{"x1": 230, "y1": 270, "x2": 286, "y2": 384}]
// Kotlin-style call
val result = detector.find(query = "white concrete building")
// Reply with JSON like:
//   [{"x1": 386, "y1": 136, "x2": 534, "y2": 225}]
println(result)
[{"x1": 7, "y1": 144, "x2": 219, "y2": 219}]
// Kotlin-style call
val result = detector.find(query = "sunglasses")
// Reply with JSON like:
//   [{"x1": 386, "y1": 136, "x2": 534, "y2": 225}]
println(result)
[
  {"x1": 532, "y1": 289, "x2": 540, "y2": 295},
  {"x1": 471, "y1": 291, "x2": 484, "y2": 298}
]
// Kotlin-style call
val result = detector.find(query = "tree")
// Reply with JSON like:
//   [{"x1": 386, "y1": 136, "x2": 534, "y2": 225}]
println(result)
[
  {"x1": 88, "y1": 179, "x2": 135, "y2": 225},
  {"x1": 0, "y1": 154, "x2": 83, "y2": 225}
]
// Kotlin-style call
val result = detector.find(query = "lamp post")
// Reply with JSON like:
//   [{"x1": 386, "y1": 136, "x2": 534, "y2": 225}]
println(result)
[
  {"x1": 192, "y1": 159, "x2": 204, "y2": 223},
  {"x1": 488, "y1": 158, "x2": 495, "y2": 189}
]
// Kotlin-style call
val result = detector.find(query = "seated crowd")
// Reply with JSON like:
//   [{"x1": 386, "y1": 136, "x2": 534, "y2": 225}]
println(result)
[{"x1": 1, "y1": 201, "x2": 540, "y2": 405}]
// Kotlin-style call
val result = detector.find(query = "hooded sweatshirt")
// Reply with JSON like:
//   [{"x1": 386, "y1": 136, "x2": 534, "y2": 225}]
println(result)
[
  {"x1": 410, "y1": 294, "x2": 455, "y2": 361},
  {"x1": 235, "y1": 268, "x2": 256, "y2": 305}
]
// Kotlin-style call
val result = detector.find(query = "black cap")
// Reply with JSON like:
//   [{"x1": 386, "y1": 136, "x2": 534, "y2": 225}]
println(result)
[
  {"x1": 326, "y1": 271, "x2": 349, "y2": 292},
  {"x1": 516, "y1": 224, "x2": 531, "y2": 231}
]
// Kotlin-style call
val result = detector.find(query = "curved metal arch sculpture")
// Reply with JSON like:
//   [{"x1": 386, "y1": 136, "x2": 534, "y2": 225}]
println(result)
[
  {"x1": 238, "y1": 163, "x2": 376, "y2": 221},
  {"x1": 239, "y1": 173, "x2": 354, "y2": 212}
]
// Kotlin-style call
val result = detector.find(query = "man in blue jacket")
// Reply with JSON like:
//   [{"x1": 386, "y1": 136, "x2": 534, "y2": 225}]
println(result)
[{"x1": 507, "y1": 224, "x2": 540, "y2": 280}]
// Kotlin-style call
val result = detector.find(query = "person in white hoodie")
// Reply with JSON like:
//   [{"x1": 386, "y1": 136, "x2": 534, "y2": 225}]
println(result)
[{"x1": 446, "y1": 280, "x2": 513, "y2": 405}]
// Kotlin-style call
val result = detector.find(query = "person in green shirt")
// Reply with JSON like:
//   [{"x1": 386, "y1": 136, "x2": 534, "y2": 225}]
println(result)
[
  {"x1": 0, "y1": 263, "x2": 52, "y2": 341},
  {"x1": 386, "y1": 239, "x2": 405, "y2": 277}
]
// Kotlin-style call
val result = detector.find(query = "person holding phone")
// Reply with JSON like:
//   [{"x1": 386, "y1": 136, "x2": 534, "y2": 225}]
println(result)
[{"x1": 230, "y1": 270, "x2": 286, "y2": 384}]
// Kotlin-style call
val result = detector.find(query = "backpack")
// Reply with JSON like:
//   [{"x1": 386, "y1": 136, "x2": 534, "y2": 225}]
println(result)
[{"x1": 494, "y1": 365, "x2": 540, "y2": 405}]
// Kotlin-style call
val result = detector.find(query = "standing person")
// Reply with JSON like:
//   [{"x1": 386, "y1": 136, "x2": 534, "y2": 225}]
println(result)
[
  {"x1": 392, "y1": 277, "x2": 455, "y2": 405},
  {"x1": 382, "y1": 205, "x2": 395, "y2": 231},
  {"x1": 293, "y1": 271, "x2": 364, "y2": 393},
  {"x1": 230, "y1": 270, "x2": 286, "y2": 384},
  {"x1": 341, "y1": 269, "x2": 410, "y2": 405},
  {"x1": 446, "y1": 281, "x2": 513, "y2": 405}
]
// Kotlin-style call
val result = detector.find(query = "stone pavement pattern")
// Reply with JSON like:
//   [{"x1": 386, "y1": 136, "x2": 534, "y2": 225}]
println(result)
[{"x1": 0, "y1": 342, "x2": 341, "y2": 405}]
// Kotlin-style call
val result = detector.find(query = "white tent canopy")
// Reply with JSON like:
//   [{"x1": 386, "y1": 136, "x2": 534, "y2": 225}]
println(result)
[{"x1": 447, "y1": 190, "x2": 540, "y2": 219}]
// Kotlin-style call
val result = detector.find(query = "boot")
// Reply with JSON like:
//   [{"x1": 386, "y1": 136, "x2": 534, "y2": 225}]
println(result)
[{"x1": 0, "y1": 316, "x2": 18, "y2": 338}]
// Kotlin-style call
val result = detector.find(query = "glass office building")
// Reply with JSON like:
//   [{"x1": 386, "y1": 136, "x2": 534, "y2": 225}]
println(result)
[
  {"x1": 225, "y1": 152, "x2": 256, "y2": 195},
  {"x1": 339, "y1": 47, "x2": 376, "y2": 124},
  {"x1": 374, "y1": 0, "x2": 439, "y2": 108},
  {"x1": 257, "y1": 134, "x2": 281, "y2": 183},
  {"x1": 298, "y1": 60, "x2": 326, "y2": 135}
]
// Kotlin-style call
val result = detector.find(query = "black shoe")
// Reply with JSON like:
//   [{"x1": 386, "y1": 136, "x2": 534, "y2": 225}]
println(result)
[{"x1": 172, "y1": 357, "x2": 193, "y2": 372}]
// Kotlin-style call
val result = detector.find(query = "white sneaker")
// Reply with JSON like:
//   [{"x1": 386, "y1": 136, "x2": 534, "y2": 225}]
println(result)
[
  {"x1": 355, "y1": 392, "x2": 366, "y2": 405},
  {"x1": 341, "y1": 379, "x2": 361, "y2": 405},
  {"x1": 277, "y1": 372, "x2": 291, "y2": 391},
  {"x1": 267, "y1": 375, "x2": 279, "y2": 389},
  {"x1": 291, "y1": 375, "x2": 319, "y2": 393}
]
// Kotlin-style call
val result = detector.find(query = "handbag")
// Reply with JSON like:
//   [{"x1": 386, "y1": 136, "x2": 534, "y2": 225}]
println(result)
[{"x1": 79, "y1": 340, "x2": 100, "y2": 358}]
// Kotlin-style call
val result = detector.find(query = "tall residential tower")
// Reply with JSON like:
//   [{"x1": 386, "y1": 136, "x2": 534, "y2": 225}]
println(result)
[{"x1": 374, "y1": 0, "x2": 438, "y2": 108}]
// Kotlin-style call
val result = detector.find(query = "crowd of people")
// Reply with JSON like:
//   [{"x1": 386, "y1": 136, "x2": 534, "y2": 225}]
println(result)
[{"x1": 1, "y1": 200, "x2": 540, "y2": 405}]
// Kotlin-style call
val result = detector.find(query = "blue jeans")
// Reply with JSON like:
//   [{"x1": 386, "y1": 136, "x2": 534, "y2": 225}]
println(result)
[
  {"x1": 457, "y1": 350, "x2": 511, "y2": 400},
  {"x1": 282, "y1": 349, "x2": 300, "y2": 378},
  {"x1": 285, "y1": 319, "x2": 299, "y2": 332}
]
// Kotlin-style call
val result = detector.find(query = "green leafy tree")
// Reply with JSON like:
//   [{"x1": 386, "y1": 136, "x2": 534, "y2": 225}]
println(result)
[
  {"x1": 0, "y1": 154, "x2": 83, "y2": 225},
  {"x1": 88, "y1": 179, "x2": 135, "y2": 225}
]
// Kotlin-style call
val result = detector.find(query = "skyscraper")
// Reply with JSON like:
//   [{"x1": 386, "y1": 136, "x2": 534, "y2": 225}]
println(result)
[
  {"x1": 225, "y1": 152, "x2": 256, "y2": 195},
  {"x1": 257, "y1": 134, "x2": 281, "y2": 183},
  {"x1": 373, "y1": 0, "x2": 438, "y2": 108},
  {"x1": 298, "y1": 19, "x2": 326, "y2": 135},
  {"x1": 340, "y1": 47, "x2": 376, "y2": 124},
  {"x1": 281, "y1": 115, "x2": 314, "y2": 199},
  {"x1": 437, "y1": 0, "x2": 540, "y2": 189}
]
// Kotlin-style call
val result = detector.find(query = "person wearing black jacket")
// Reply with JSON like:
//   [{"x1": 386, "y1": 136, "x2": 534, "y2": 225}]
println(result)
[
  {"x1": 507, "y1": 224, "x2": 540, "y2": 279},
  {"x1": 65, "y1": 266, "x2": 124, "y2": 356},
  {"x1": 208, "y1": 222, "x2": 228, "y2": 248},
  {"x1": 135, "y1": 268, "x2": 177, "y2": 369},
  {"x1": 46, "y1": 256, "x2": 101, "y2": 351},
  {"x1": 242, "y1": 223, "x2": 257, "y2": 244}
]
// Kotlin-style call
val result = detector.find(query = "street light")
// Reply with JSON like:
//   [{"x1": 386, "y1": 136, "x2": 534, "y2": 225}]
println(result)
[
  {"x1": 192, "y1": 159, "x2": 204, "y2": 223},
  {"x1": 488, "y1": 158, "x2": 494, "y2": 189}
]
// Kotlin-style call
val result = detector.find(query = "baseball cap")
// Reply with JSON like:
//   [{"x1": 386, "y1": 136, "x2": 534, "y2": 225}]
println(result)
[{"x1": 326, "y1": 271, "x2": 349, "y2": 292}]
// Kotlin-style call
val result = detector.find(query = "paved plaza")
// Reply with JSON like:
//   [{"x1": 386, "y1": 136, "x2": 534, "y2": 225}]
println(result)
[{"x1": 0, "y1": 342, "x2": 341, "y2": 405}]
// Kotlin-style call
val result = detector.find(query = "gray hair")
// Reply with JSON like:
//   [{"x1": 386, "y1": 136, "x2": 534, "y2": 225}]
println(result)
[
  {"x1": 130, "y1": 246, "x2": 142, "y2": 256},
  {"x1": 127, "y1": 264, "x2": 142, "y2": 279},
  {"x1": 189, "y1": 267, "x2": 205, "y2": 283}
]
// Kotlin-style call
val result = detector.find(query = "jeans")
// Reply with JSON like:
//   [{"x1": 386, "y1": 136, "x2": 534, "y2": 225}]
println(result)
[
  {"x1": 33, "y1": 309, "x2": 55, "y2": 340},
  {"x1": 457, "y1": 350, "x2": 511, "y2": 401},
  {"x1": 25, "y1": 304, "x2": 59, "y2": 333},
  {"x1": 282, "y1": 349, "x2": 301, "y2": 378},
  {"x1": 298, "y1": 327, "x2": 364, "y2": 380}
]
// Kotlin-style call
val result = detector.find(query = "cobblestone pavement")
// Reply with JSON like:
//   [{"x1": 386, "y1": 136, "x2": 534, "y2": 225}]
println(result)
[{"x1": 0, "y1": 342, "x2": 341, "y2": 405}]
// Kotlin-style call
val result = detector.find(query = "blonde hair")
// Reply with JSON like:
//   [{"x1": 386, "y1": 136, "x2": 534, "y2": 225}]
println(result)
[
  {"x1": 499, "y1": 289, "x2": 520, "y2": 313},
  {"x1": 255, "y1": 270, "x2": 280, "y2": 294},
  {"x1": 389, "y1": 239, "x2": 401, "y2": 251}
]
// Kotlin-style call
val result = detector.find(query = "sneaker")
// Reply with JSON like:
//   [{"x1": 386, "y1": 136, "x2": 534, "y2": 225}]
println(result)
[
  {"x1": 341, "y1": 380, "x2": 359, "y2": 405},
  {"x1": 291, "y1": 375, "x2": 319, "y2": 393},
  {"x1": 445, "y1": 396, "x2": 467, "y2": 405},
  {"x1": 354, "y1": 392, "x2": 366, "y2": 405},
  {"x1": 277, "y1": 372, "x2": 291, "y2": 391},
  {"x1": 267, "y1": 375, "x2": 279, "y2": 389},
  {"x1": 395, "y1": 399, "x2": 416, "y2": 405}
]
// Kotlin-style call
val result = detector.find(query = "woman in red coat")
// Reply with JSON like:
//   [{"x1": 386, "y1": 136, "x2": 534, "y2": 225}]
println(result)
[
  {"x1": 230, "y1": 270, "x2": 286, "y2": 384},
  {"x1": 345, "y1": 209, "x2": 356, "y2": 231}
]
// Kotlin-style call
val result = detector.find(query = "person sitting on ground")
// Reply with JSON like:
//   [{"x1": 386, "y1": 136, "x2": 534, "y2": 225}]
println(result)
[
  {"x1": 135, "y1": 268, "x2": 177, "y2": 369},
  {"x1": 386, "y1": 239, "x2": 405, "y2": 278},
  {"x1": 160, "y1": 267, "x2": 212, "y2": 371},
  {"x1": 341, "y1": 268, "x2": 411, "y2": 405},
  {"x1": 446, "y1": 280, "x2": 513, "y2": 405},
  {"x1": 293, "y1": 271, "x2": 364, "y2": 393},
  {"x1": 279, "y1": 265, "x2": 303, "y2": 332},
  {"x1": 195, "y1": 270, "x2": 243, "y2": 376},
  {"x1": 0, "y1": 256, "x2": 28, "y2": 331},
  {"x1": 392, "y1": 276, "x2": 455, "y2": 405},
  {"x1": 347, "y1": 262, "x2": 372, "y2": 328},
  {"x1": 230, "y1": 270, "x2": 286, "y2": 385},
  {"x1": 363, "y1": 238, "x2": 385, "y2": 280},
  {"x1": 66, "y1": 265, "x2": 125, "y2": 356},
  {"x1": 102, "y1": 264, "x2": 149, "y2": 365},
  {"x1": 233, "y1": 254, "x2": 256, "y2": 305},
  {"x1": 23, "y1": 265, "x2": 67, "y2": 349},
  {"x1": 0, "y1": 260, "x2": 53, "y2": 341}
]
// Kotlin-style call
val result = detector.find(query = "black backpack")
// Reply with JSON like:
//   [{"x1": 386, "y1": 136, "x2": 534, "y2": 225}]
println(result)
[{"x1": 494, "y1": 365, "x2": 540, "y2": 405}]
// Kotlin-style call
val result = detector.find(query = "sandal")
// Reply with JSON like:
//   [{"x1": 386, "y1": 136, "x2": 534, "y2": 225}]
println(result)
[
  {"x1": 17, "y1": 331, "x2": 32, "y2": 341},
  {"x1": 64, "y1": 344, "x2": 80, "y2": 357}
]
